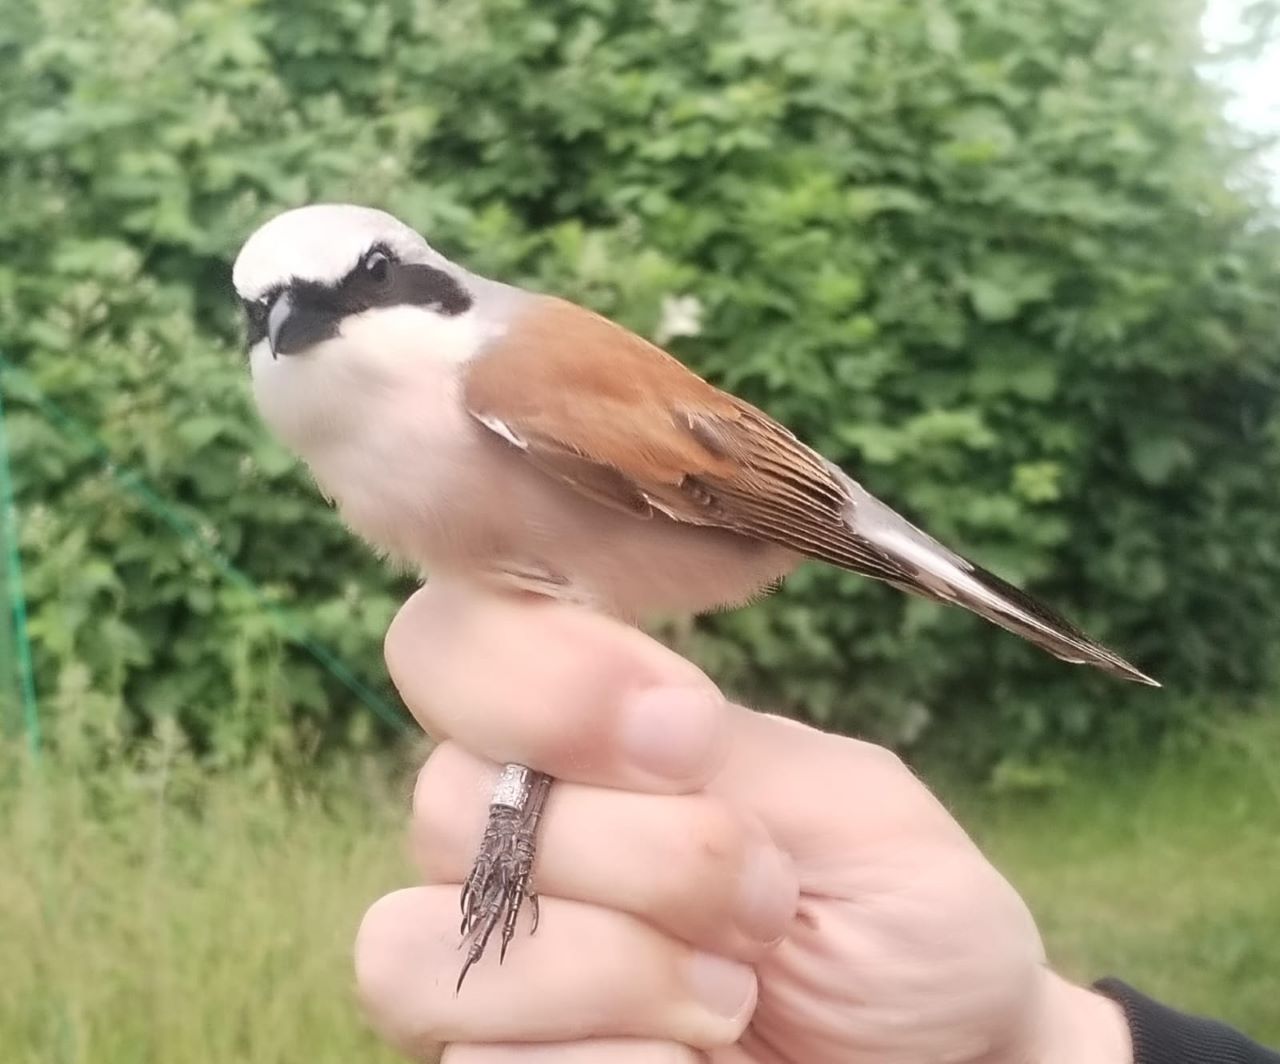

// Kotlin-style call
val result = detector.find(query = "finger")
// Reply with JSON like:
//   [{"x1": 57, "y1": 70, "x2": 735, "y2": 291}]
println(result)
[
  {"x1": 354, "y1": 888, "x2": 756, "y2": 1059},
  {"x1": 711, "y1": 708, "x2": 977, "y2": 863},
  {"x1": 385, "y1": 584, "x2": 730, "y2": 793},
  {"x1": 413, "y1": 743, "x2": 798, "y2": 957},
  {"x1": 443, "y1": 1040, "x2": 706, "y2": 1063}
]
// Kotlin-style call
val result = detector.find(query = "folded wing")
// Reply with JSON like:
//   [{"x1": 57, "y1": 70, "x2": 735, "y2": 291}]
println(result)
[{"x1": 463, "y1": 295, "x2": 1157, "y2": 685}]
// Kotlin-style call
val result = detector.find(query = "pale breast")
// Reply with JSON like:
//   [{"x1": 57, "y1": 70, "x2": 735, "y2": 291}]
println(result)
[{"x1": 313, "y1": 400, "x2": 797, "y2": 617}]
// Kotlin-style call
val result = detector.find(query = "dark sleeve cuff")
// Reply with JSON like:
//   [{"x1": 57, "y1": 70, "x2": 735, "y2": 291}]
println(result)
[{"x1": 1094, "y1": 978, "x2": 1280, "y2": 1064}]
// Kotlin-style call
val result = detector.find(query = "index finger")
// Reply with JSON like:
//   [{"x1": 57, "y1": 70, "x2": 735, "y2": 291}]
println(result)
[{"x1": 385, "y1": 582, "x2": 731, "y2": 794}]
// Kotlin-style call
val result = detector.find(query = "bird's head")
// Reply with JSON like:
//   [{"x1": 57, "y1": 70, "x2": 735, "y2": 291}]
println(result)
[
  {"x1": 232, "y1": 203, "x2": 475, "y2": 360},
  {"x1": 232, "y1": 204, "x2": 505, "y2": 454}
]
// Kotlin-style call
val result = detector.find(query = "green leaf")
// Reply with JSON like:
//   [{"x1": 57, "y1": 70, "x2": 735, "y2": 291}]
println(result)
[{"x1": 1129, "y1": 436, "x2": 1194, "y2": 486}]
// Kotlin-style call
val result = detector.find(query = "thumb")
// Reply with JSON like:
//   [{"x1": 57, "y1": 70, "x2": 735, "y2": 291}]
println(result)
[{"x1": 709, "y1": 708, "x2": 974, "y2": 865}]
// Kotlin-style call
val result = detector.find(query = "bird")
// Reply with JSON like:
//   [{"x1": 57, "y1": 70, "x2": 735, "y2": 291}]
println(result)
[{"x1": 232, "y1": 203, "x2": 1158, "y2": 988}]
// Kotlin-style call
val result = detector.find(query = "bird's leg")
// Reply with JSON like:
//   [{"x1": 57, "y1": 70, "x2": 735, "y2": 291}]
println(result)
[{"x1": 457, "y1": 763, "x2": 552, "y2": 991}]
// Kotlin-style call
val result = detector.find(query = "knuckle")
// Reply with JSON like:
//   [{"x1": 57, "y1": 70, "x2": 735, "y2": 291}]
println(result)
[
  {"x1": 682, "y1": 796, "x2": 748, "y2": 870},
  {"x1": 643, "y1": 797, "x2": 746, "y2": 915},
  {"x1": 382, "y1": 601, "x2": 423, "y2": 687},
  {"x1": 412, "y1": 743, "x2": 464, "y2": 825},
  {"x1": 383, "y1": 586, "x2": 467, "y2": 712},
  {"x1": 353, "y1": 891, "x2": 409, "y2": 1005},
  {"x1": 354, "y1": 890, "x2": 449, "y2": 1051},
  {"x1": 868, "y1": 741, "x2": 906, "y2": 776},
  {"x1": 843, "y1": 734, "x2": 907, "y2": 777},
  {"x1": 412, "y1": 744, "x2": 481, "y2": 874}
]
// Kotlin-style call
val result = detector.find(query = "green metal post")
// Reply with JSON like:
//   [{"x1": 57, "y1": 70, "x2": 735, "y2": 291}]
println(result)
[{"x1": 0, "y1": 361, "x2": 41, "y2": 757}]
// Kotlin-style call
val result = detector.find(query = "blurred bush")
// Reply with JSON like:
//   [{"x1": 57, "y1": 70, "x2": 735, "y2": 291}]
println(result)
[{"x1": 3, "y1": 0, "x2": 1279, "y2": 764}]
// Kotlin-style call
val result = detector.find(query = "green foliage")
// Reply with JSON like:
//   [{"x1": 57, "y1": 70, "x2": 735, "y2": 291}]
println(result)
[{"x1": 3, "y1": 0, "x2": 1279, "y2": 760}]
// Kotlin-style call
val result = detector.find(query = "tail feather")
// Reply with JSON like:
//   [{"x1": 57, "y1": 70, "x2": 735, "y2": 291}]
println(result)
[
  {"x1": 836, "y1": 470, "x2": 1159, "y2": 687},
  {"x1": 934, "y1": 561, "x2": 1159, "y2": 686}
]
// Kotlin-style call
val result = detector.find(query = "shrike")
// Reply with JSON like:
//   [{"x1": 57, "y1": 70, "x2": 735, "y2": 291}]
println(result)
[{"x1": 233, "y1": 203, "x2": 1158, "y2": 986}]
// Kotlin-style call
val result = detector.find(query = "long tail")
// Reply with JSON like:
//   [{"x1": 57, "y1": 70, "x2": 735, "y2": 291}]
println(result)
[{"x1": 837, "y1": 471, "x2": 1159, "y2": 686}]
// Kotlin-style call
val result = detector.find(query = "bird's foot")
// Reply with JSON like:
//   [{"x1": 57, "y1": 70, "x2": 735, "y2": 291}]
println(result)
[{"x1": 456, "y1": 766, "x2": 550, "y2": 991}]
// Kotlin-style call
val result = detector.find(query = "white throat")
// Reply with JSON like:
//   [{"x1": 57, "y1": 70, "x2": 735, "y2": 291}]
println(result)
[
  {"x1": 250, "y1": 302, "x2": 497, "y2": 457},
  {"x1": 248, "y1": 302, "x2": 506, "y2": 563}
]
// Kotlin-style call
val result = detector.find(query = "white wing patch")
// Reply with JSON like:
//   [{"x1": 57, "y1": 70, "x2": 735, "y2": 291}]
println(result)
[{"x1": 473, "y1": 412, "x2": 528, "y2": 449}]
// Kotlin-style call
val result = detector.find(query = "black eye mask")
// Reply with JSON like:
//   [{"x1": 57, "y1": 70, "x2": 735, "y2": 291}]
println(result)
[{"x1": 240, "y1": 245, "x2": 473, "y2": 355}]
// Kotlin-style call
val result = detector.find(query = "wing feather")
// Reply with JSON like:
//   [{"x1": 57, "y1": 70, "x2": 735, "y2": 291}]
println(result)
[
  {"x1": 463, "y1": 295, "x2": 1157, "y2": 685},
  {"x1": 465, "y1": 298, "x2": 911, "y2": 578}
]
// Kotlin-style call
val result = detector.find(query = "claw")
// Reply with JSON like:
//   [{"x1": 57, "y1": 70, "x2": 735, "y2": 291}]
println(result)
[
  {"x1": 455, "y1": 768, "x2": 552, "y2": 990},
  {"x1": 455, "y1": 954, "x2": 477, "y2": 994},
  {"x1": 459, "y1": 882, "x2": 474, "y2": 935}
]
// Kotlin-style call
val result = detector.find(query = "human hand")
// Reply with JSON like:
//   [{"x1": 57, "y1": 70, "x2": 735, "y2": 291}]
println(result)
[{"x1": 355, "y1": 586, "x2": 1132, "y2": 1064}]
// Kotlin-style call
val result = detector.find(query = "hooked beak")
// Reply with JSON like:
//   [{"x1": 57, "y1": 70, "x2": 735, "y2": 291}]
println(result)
[
  {"x1": 266, "y1": 290, "x2": 340, "y2": 358},
  {"x1": 266, "y1": 291, "x2": 292, "y2": 359}
]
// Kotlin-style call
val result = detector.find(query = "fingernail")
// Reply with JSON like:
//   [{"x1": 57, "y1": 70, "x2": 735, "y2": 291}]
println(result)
[
  {"x1": 736, "y1": 844, "x2": 798, "y2": 943},
  {"x1": 619, "y1": 685, "x2": 725, "y2": 782},
  {"x1": 687, "y1": 951, "x2": 756, "y2": 1019}
]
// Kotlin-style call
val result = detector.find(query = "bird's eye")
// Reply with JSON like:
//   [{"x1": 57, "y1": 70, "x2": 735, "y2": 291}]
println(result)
[{"x1": 363, "y1": 250, "x2": 391, "y2": 284}]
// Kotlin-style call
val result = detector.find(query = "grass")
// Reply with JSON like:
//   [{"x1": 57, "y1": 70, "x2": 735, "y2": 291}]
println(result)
[
  {"x1": 1, "y1": 712, "x2": 1277, "y2": 1061},
  {"x1": 942, "y1": 712, "x2": 1280, "y2": 1044},
  {"x1": 0, "y1": 729, "x2": 414, "y2": 1064}
]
